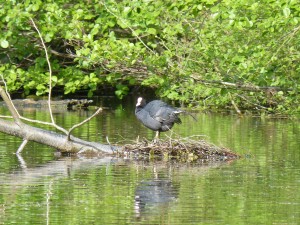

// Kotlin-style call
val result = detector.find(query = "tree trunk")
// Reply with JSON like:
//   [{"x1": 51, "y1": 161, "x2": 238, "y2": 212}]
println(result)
[{"x1": 0, "y1": 118, "x2": 116, "y2": 154}]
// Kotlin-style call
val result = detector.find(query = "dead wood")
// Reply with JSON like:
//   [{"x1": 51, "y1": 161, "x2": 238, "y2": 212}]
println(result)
[
  {"x1": 0, "y1": 18, "x2": 112, "y2": 154},
  {"x1": 0, "y1": 85, "x2": 115, "y2": 154},
  {"x1": 0, "y1": 99, "x2": 93, "y2": 110},
  {"x1": 0, "y1": 118, "x2": 117, "y2": 154},
  {"x1": 122, "y1": 136, "x2": 239, "y2": 162}
]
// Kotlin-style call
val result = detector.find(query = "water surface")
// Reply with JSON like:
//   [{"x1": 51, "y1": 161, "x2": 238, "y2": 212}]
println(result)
[{"x1": 0, "y1": 97, "x2": 299, "y2": 224}]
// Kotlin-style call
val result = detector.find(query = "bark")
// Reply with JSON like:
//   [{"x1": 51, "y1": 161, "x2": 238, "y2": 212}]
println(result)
[
  {"x1": 0, "y1": 118, "x2": 116, "y2": 154},
  {"x1": 0, "y1": 82, "x2": 118, "y2": 155}
]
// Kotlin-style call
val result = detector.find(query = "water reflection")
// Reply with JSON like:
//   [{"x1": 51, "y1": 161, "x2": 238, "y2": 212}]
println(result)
[
  {"x1": 134, "y1": 168, "x2": 179, "y2": 219},
  {"x1": 0, "y1": 96, "x2": 300, "y2": 224},
  {"x1": 0, "y1": 156, "x2": 118, "y2": 186}
]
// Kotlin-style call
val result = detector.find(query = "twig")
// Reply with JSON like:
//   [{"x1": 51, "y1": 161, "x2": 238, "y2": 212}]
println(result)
[
  {"x1": 0, "y1": 77, "x2": 69, "y2": 130},
  {"x1": 0, "y1": 75, "x2": 22, "y2": 119},
  {"x1": 16, "y1": 153, "x2": 27, "y2": 168},
  {"x1": 267, "y1": 25, "x2": 300, "y2": 65},
  {"x1": 67, "y1": 107, "x2": 102, "y2": 141},
  {"x1": 1, "y1": 75, "x2": 61, "y2": 128},
  {"x1": 190, "y1": 75, "x2": 293, "y2": 92},
  {"x1": 0, "y1": 85, "x2": 22, "y2": 126},
  {"x1": 29, "y1": 19, "x2": 53, "y2": 119},
  {"x1": 30, "y1": 18, "x2": 68, "y2": 135},
  {"x1": 236, "y1": 94, "x2": 268, "y2": 110},
  {"x1": 106, "y1": 136, "x2": 116, "y2": 152},
  {"x1": 20, "y1": 116, "x2": 63, "y2": 126},
  {"x1": 229, "y1": 93, "x2": 242, "y2": 115},
  {"x1": 101, "y1": 1, "x2": 155, "y2": 54},
  {"x1": 0, "y1": 115, "x2": 13, "y2": 119},
  {"x1": 16, "y1": 139, "x2": 29, "y2": 154}
]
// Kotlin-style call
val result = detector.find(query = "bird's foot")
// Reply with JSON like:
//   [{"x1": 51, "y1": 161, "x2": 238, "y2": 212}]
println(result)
[{"x1": 152, "y1": 137, "x2": 161, "y2": 145}]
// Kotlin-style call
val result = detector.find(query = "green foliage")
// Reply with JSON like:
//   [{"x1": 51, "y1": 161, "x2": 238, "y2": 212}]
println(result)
[{"x1": 0, "y1": 0, "x2": 299, "y2": 114}]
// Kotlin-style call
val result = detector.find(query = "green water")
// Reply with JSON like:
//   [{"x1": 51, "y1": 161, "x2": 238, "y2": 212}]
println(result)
[{"x1": 0, "y1": 97, "x2": 299, "y2": 224}]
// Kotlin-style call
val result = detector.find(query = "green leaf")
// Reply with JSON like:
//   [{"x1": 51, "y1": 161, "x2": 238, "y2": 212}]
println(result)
[
  {"x1": 1, "y1": 40, "x2": 9, "y2": 48},
  {"x1": 147, "y1": 28, "x2": 157, "y2": 35},
  {"x1": 277, "y1": 91, "x2": 283, "y2": 96},
  {"x1": 283, "y1": 7, "x2": 290, "y2": 17},
  {"x1": 117, "y1": 20, "x2": 127, "y2": 29},
  {"x1": 88, "y1": 90, "x2": 94, "y2": 98},
  {"x1": 51, "y1": 76, "x2": 58, "y2": 83},
  {"x1": 36, "y1": 84, "x2": 45, "y2": 90},
  {"x1": 44, "y1": 33, "x2": 52, "y2": 43},
  {"x1": 32, "y1": 4, "x2": 40, "y2": 11},
  {"x1": 123, "y1": 6, "x2": 131, "y2": 14},
  {"x1": 128, "y1": 78, "x2": 136, "y2": 85},
  {"x1": 107, "y1": 20, "x2": 115, "y2": 27}
]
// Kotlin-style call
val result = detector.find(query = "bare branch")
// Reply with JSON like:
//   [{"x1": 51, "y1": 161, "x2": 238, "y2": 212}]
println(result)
[
  {"x1": 20, "y1": 116, "x2": 62, "y2": 127},
  {"x1": 16, "y1": 139, "x2": 29, "y2": 154},
  {"x1": 0, "y1": 74, "x2": 20, "y2": 118},
  {"x1": 30, "y1": 18, "x2": 68, "y2": 135},
  {"x1": 267, "y1": 25, "x2": 300, "y2": 65},
  {"x1": 0, "y1": 86, "x2": 22, "y2": 126},
  {"x1": 16, "y1": 154, "x2": 27, "y2": 168},
  {"x1": 0, "y1": 118, "x2": 117, "y2": 154},
  {"x1": 101, "y1": 1, "x2": 155, "y2": 54},
  {"x1": 50, "y1": 49, "x2": 77, "y2": 58},
  {"x1": 67, "y1": 107, "x2": 103, "y2": 141},
  {"x1": 0, "y1": 115, "x2": 13, "y2": 119},
  {"x1": 236, "y1": 94, "x2": 268, "y2": 110},
  {"x1": 30, "y1": 19, "x2": 53, "y2": 123},
  {"x1": 191, "y1": 74, "x2": 293, "y2": 92},
  {"x1": 229, "y1": 94, "x2": 242, "y2": 115},
  {"x1": 0, "y1": 76, "x2": 68, "y2": 132}
]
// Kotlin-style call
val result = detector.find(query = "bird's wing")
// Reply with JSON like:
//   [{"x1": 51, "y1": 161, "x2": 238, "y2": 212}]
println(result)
[
  {"x1": 144, "y1": 100, "x2": 183, "y2": 123},
  {"x1": 153, "y1": 105, "x2": 180, "y2": 122}
]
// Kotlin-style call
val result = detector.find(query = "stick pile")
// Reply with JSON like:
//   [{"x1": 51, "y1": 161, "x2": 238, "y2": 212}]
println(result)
[{"x1": 122, "y1": 136, "x2": 239, "y2": 162}]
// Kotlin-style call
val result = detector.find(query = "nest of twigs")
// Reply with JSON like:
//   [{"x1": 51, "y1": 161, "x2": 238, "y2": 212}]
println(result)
[{"x1": 122, "y1": 135, "x2": 239, "y2": 162}]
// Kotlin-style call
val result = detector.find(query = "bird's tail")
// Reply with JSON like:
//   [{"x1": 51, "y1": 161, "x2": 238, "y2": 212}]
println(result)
[
  {"x1": 175, "y1": 110, "x2": 197, "y2": 121},
  {"x1": 184, "y1": 112, "x2": 197, "y2": 121}
]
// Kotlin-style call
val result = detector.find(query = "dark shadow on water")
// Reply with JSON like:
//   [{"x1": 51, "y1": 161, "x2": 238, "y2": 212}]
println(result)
[
  {"x1": 134, "y1": 177, "x2": 179, "y2": 220},
  {"x1": 130, "y1": 159, "x2": 228, "y2": 223}
]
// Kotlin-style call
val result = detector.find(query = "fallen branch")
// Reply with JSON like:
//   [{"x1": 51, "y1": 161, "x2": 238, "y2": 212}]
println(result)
[
  {"x1": 0, "y1": 18, "x2": 119, "y2": 155},
  {"x1": 16, "y1": 139, "x2": 29, "y2": 154},
  {"x1": 0, "y1": 83, "x2": 117, "y2": 154},
  {"x1": 0, "y1": 117, "x2": 116, "y2": 154},
  {"x1": 67, "y1": 107, "x2": 102, "y2": 141},
  {"x1": 30, "y1": 18, "x2": 68, "y2": 134},
  {"x1": 229, "y1": 93, "x2": 242, "y2": 115},
  {"x1": 0, "y1": 84, "x2": 22, "y2": 126}
]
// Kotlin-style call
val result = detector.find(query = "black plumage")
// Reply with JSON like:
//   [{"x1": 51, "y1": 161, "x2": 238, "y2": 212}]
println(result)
[{"x1": 135, "y1": 97, "x2": 183, "y2": 139}]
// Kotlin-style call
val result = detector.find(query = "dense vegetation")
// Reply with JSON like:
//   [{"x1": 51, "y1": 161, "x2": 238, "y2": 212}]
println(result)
[{"x1": 0, "y1": 0, "x2": 299, "y2": 115}]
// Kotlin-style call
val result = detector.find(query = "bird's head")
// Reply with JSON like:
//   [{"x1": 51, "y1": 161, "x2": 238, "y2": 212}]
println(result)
[{"x1": 136, "y1": 97, "x2": 145, "y2": 107}]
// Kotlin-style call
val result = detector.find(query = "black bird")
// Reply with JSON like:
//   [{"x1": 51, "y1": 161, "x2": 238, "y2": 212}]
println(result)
[{"x1": 135, "y1": 97, "x2": 186, "y2": 139}]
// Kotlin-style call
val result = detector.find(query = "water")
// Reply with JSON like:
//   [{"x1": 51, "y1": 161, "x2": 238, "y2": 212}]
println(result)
[{"x1": 0, "y1": 97, "x2": 299, "y2": 224}]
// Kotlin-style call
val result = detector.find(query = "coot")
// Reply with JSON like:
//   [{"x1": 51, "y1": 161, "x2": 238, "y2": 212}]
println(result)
[{"x1": 135, "y1": 97, "x2": 184, "y2": 139}]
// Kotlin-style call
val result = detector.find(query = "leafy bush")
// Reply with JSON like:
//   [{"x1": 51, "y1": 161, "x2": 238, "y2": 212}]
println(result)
[{"x1": 0, "y1": 0, "x2": 299, "y2": 114}]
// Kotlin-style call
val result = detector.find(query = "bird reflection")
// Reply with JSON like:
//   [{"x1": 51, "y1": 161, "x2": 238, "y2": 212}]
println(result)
[{"x1": 134, "y1": 172, "x2": 179, "y2": 219}]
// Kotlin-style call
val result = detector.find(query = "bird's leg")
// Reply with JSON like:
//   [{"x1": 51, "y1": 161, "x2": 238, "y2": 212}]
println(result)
[{"x1": 154, "y1": 131, "x2": 160, "y2": 143}]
